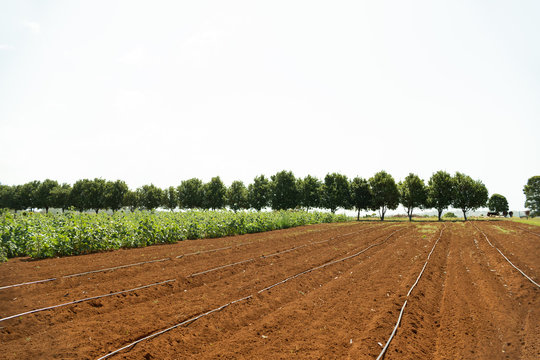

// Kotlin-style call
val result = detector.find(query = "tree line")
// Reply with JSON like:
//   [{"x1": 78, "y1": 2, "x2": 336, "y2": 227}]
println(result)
[{"x1": 0, "y1": 170, "x2": 509, "y2": 221}]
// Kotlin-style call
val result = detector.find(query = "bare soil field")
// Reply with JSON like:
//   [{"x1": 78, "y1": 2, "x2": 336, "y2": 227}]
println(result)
[{"x1": 0, "y1": 221, "x2": 538, "y2": 359}]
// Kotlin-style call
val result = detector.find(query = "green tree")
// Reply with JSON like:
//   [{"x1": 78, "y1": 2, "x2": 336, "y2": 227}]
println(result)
[
  {"x1": 177, "y1": 178, "x2": 204, "y2": 209},
  {"x1": 123, "y1": 190, "x2": 140, "y2": 212},
  {"x1": 523, "y1": 176, "x2": 540, "y2": 216},
  {"x1": 322, "y1": 173, "x2": 350, "y2": 214},
  {"x1": 162, "y1": 186, "x2": 178, "y2": 211},
  {"x1": 270, "y1": 170, "x2": 299, "y2": 210},
  {"x1": 88, "y1": 178, "x2": 107, "y2": 213},
  {"x1": 452, "y1": 172, "x2": 488, "y2": 220},
  {"x1": 50, "y1": 183, "x2": 72, "y2": 213},
  {"x1": 70, "y1": 179, "x2": 92, "y2": 212},
  {"x1": 350, "y1": 177, "x2": 372, "y2": 221},
  {"x1": 399, "y1": 173, "x2": 427, "y2": 221},
  {"x1": 105, "y1": 180, "x2": 129, "y2": 212},
  {"x1": 0, "y1": 185, "x2": 16, "y2": 210},
  {"x1": 19, "y1": 181, "x2": 41, "y2": 211},
  {"x1": 369, "y1": 171, "x2": 400, "y2": 221},
  {"x1": 227, "y1": 180, "x2": 249, "y2": 212},
  {"x1": 35, "y1": 179, "x2": 59, "y2": 213},
  {"x1": 137, "y1": 184, "x2": 163, "y2": 210},
  {"x1": 203, "y1": 176, "x2": 227, "y2": 210},
  {"x1": 427, "y1": 171, "x2": 454, "y2": 221},
  {"x1": 298, "y1": 175, "x2": 322, "y2": 211},
  {"x1": 248, "y1": 175, "x2": 270, "y2": 211},
  {"x1": 488, "y1": 194, "x2": 509, "y2": 214}
]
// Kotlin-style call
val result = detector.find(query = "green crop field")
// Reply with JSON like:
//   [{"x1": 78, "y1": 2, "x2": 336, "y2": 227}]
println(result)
[{"x1": 0, "y1": 210, "x2": 349, "y2": 261}]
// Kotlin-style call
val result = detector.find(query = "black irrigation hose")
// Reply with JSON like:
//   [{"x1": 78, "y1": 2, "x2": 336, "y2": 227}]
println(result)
[
  {"x1": 1, "y1": 225, "x2": 375, "y2": 291},
  {"x1": 96, "y1": 226, "x2": 408, "y2": 359},
  {"x1": 376, "y1": 224, "x2": 446, "y2": 360},
  {"x1": 96, "y1": 295, "x2": 254, "y2": 360},
  {"x1": 1, "y1": 225, "x2": 391, "y2": 322},
  {"x1": 0, "y1": 279, "x2": 176, "y2": 323},
  {"x1": 514, "y1": 225, "x2": 540, "y2": 237},
  {"x1": 470, "y1": 222, "x2": 540, "y2": 289}
]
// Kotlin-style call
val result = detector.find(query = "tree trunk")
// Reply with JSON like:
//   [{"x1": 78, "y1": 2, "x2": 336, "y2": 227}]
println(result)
[
  {"x1": 357, "y1": 209, "x2": 360, "y2": 221},
  {"x1": 408, "y1": 207, "x2": 412, "y2": 222},
  {"x1": 45, "y1": 207, "x2": 49, "y2": 214},
  {"x1": 462, "y1": 209, "x2": 467, "y2": 221},
  {"x1": 438, "y1": 209, "x2": 442, "y2": 221},
  {"x1": 380, "y1": 207, "x2": 385, "y2": 221},
  {"x1": 95, "y1": 209, "x2": 99, "y2": 214}
]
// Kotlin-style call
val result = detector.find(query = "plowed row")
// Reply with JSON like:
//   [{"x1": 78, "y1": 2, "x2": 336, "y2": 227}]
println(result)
[{"x1": 0, "y1": 221, "x2": 538, "y2": 359}]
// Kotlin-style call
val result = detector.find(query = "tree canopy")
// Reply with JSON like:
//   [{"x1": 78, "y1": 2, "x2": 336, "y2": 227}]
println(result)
[
  {"x1": 177, "y1": 178, "x2": 204, "y2": 209},
  {"x1": 322, "y1": 173, "x2": 350, "y2": 214},
  {"x1": 427, "y1": 171, "x2": 454, "y2": 221},
  {"x1": 523, "y1": 176, "x2": 540, "y2": 216},
  {"x1": 452, "y1": 172, "x2": 488, "y2": 220},
  {"x1": 399, "y1": 173, "x2": 427, "y2": 221},
  {"x1": 248, "y1": 175, "x2": 270, "y2": 211},
  {"x1": 203, "y1": 176, "x2": 227, "y2": 210},
  {"x1": 350, "y1": 177, "x2": 372, "y2": 220},
  {"x1": 488, "y1": 194, "x2": 509, "y2": 214},
  {"x1": 227, "y1": 180, "x2": 249, "y2": 212},
  {"x1": 270, "y1": 170, "x2": 298, "y2": 210},
  {"x1": 298, "y1": 175, "x2": 322, "y2": 211},
  {"x1": 369, "y1": 171, "x2": 400, "y2": 221}
]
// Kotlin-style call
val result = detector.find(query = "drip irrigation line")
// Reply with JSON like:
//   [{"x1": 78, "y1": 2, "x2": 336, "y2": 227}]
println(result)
[
  {"x1": 376, "y1": 224, "x2": 445, "y2": 360},
  {"x1": 514, "y1": 225, "x2": 540, "y2": 237},
  {"x1": 0, "y1": 277, "x2": 57, "y2": 291},
  {"x1": 376, "y1": 300, "x2": 408, "y2": 360},
  {"x1": 0, "y1": 279, "x2": 176, "y2": 323},
  {"x1": 1, "y1": 225, "x2": 378, "y2": 291},
  {"x1": 96, "y1": 226, "x2": 408, "y2": 359},
  {"x1": 96, "y1": 295, "x2": 253, "y2": 360},
  {"x1": 470, "y1": 222, "x2": 540, "y2": 289},
  {"x1": 258, "y1": 227, "x2": 407, "y2": 294},
  {"x1": 189, "y1": 258, "x2": 256, "y2": 277},
  {"x1": 1, "y1": 224, "x2": 395, "y2": 322}
]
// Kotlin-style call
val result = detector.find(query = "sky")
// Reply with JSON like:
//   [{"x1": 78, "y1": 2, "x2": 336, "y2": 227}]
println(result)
[{"x1": 0, "y1": 1, "x2": 539, "y2": 212}]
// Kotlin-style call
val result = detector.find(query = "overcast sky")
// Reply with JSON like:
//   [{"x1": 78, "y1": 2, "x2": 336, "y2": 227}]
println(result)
[{"x1": 1, "y1": 1, "x2": 539, "y2": 212}]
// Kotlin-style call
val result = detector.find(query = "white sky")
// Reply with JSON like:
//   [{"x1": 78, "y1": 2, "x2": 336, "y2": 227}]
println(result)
[{"x1": 1, "y1": 1, "x2": 539, "y2": 211}]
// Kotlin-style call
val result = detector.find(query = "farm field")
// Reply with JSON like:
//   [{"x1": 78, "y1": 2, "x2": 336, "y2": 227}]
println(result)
[{"x1": 0, "y1": 221, "x2": 539, "y2": 359}]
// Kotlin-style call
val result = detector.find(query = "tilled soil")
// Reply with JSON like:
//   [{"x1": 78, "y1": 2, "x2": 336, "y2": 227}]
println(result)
[{"x1": 0, "y1": 221, "x2": 538, "y2": 359}]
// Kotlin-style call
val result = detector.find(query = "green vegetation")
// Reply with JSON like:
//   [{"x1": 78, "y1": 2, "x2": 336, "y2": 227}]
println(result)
[
  {"x1": 443, "y1": 212, "x2": 457, "y2": 218},
  {"x1": 369, "y1": 171, "x2": 400, "y2": 221},
  {"x1": 416, "y1": 223, "x2": 438, "y2": 234},
  {"x1": 488, "y1": 194, "x2": 509, "y2": 214},
  {"x1": 0, "y1": 210, "x2": 349, "y2": 261},
  {"x1": 492, "y1": 225, "x2": 514, "y2": 234},
  {"x1": 399, "y1": 173, "x2": 427, "y2": 221},
  {"x1": 0, "y1": 170, "x2": 502, "y2": 222},
  {"x1": 523, "y1": 176, "x2": 540, "y2": 216},
  {"x1": 452, "y1": 172, "x2": 488, "y2": 221},
  {"x1": 511, "y1": 217, "x2": 540, "y2": 227}
]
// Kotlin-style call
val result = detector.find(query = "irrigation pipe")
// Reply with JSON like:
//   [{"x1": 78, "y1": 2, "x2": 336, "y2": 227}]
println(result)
[
  {"x1": 258, "y1": 227, "x2": 406, "y2": 294},
  {"x1": 1, "y1": 225, "x2": 394, "y2": 322},
  {"x1": 0, "y1": 279, "x2": 175, "y2": 323},
  {"x1": 376, "y1": 225, "x2": 445, "y2": 360},
  {"x1": 190, "y1": 225, "x2": 394, "y2": 277},
  {"x1": 96, "y1": 295, "x2": 253, "y2": 360},
  {"x1": 514, "y1": 225, "x2": 540, "y2": 237},
  {"x1": 470, "y1": 222, "x2": 540, "y2": 289},
  {"x1": 1, "y1": 225, "x2": 380, "y2": 291},
  {"x1": 0, "y1": 258, "x2": 171, "y2": 291},
  {"x1": 96, "y1": 226, "x2": 408, "y2": 359}
]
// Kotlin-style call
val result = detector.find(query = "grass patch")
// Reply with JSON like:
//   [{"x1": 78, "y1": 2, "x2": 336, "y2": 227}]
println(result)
[
  {"x1": 416, "y1": 223, "x2": 438, "y2": 234},
  {"x1": 511, "y1": 218, "x2": 540, "y2": 227},
  {"x1": 492, "y1": 225, "x2": 514, "y2": 234}
]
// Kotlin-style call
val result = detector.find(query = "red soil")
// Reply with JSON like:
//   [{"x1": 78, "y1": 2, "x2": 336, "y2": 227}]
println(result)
[{"x1": 0, "y1": 221, "x2": 538, "y2": 359}]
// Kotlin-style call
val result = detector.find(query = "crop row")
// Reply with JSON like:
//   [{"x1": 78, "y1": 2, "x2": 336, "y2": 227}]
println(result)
[{"x1": 0, "y1": 210, "x2": 348, "y2": 261}]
